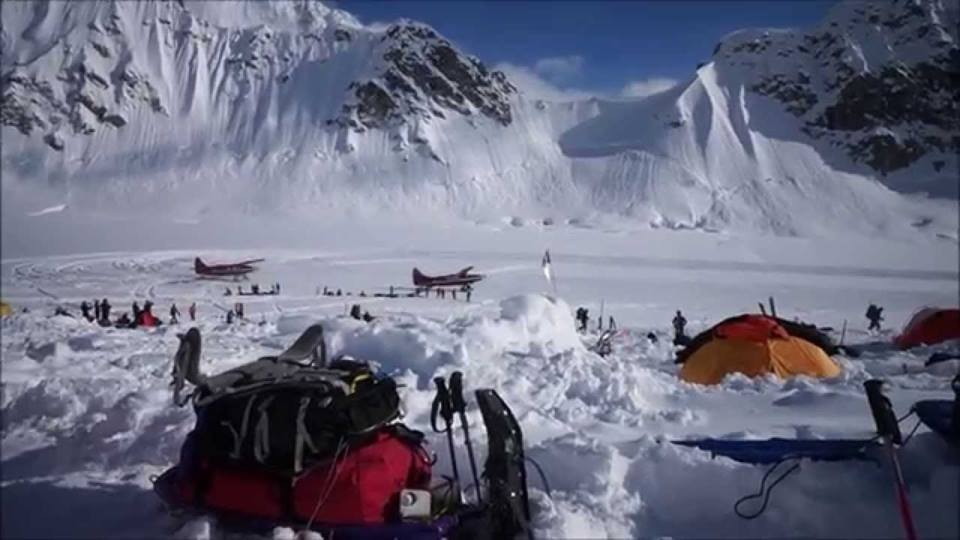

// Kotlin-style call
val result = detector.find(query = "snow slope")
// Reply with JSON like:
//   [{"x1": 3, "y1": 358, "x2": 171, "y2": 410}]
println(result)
[
  {"x1": 1, "y1": 228, "x2": 958, "y2": 538},
  {"x1": 0, "y1": 0, "x2": 594, "y2": 220},
  {"x1": 1, "y1": 0, "x2": 957, "y2": 236}
]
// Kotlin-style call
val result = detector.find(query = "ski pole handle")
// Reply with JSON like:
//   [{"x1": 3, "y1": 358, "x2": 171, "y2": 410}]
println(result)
[
  {"x1": 450, "y1": 371, "x2": 466, "y2": 413},
  {"x1": 432, "y1": 377, "x2": 454, "y2": 427}
]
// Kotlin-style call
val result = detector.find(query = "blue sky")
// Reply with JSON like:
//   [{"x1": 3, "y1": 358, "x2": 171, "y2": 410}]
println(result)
[{"x1": 340, "y1": 0, "x2": 837, "y2": 98}]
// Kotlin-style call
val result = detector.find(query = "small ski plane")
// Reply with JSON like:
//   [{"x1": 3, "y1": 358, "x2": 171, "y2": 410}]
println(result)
[
  {"x1": 194, "y1": 257, "x2": 264, "y2": 279},
  {"x1": 412, "y1": 266, "x2": 485, "y2": 289}
]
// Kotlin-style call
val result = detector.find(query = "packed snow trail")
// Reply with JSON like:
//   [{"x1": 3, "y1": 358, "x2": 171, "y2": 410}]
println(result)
[{"x1": 2, "y1": 230, "x2": 958, "y2": 538}]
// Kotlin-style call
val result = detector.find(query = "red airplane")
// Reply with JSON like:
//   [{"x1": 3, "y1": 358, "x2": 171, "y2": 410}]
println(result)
[
  {"x1": 412, "y1": 266, "x2": 485, "y2": 289},
  {"x1": 194, "y1": 257, "x2": 264, "y2": 279}
]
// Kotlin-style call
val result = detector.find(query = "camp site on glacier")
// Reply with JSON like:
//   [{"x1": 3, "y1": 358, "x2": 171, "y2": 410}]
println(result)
[{"x1": 1, "y1": 0, "x2": 958, "y2": 538}]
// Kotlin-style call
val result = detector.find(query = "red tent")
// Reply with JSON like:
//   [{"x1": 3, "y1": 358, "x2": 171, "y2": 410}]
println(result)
[{"x1": 894, "y1": 308, "x2": 960, "y2": 349}]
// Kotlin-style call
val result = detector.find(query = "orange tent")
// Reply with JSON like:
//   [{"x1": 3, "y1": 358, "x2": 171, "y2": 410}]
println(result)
[
  {"x1": 894, "y1": 308, "x2": 960, "y2": 349},
  {"x1": 679, "y1": 314, "x2": 841, "y2": 385}
]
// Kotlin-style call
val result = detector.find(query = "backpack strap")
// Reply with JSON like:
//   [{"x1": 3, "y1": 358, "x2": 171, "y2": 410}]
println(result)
[
  {"x1": 294, "y1": 395, "x2": 319, "y2": 474},
  {"x1": 225, "y1": 395, "x2": 258, "y2": 459},
  {"x1": 253, "y1": 395, "x2": 275, "y2": 464}
]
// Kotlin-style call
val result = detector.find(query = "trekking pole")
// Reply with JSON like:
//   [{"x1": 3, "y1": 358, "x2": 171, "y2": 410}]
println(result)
[
  {"x1": 864, "y1": 380, "x2": 918, "y2": 540},
  {"x1": 599, "y1": 299, "x2": 604, "y2": 331},
  {"x1": 758, "y1": 302, "x2": 767, "y2": 316},
  {"x1": 768, "y1": 296, "x2": 777, "y2": 318},
  {"x1": 450, "y1": 371, "x2": 483, "y2": 504},
  {"x1": 431, "y1": 376, "x2": 461, "y2": 499},
  {"x1": 840, "y1": 319, "x2": 848, "y2": 347}
]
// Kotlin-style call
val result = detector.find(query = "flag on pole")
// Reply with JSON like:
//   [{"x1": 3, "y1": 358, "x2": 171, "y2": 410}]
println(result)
[{"x1": 542, "y1": 250, "x2": 557, "y2": 294}]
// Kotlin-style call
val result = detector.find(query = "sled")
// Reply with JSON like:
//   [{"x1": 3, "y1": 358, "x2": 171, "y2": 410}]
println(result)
[{"x1": 672, "y1": 438, "x2": 880, "y2": 464}]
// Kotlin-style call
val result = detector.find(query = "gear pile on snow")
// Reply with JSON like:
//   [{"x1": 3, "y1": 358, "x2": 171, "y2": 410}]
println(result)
[{"x1": 154, "y1": 324, "x2": 534, "y2": 539}]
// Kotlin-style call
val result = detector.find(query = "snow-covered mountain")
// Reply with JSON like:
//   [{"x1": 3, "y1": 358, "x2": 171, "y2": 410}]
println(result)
[{"x1": 1, "y1": 0, "x2": 957, "y2": 237}]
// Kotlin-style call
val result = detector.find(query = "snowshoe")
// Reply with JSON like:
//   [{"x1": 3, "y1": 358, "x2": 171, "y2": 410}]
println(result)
[{"x1": 453, "y1": 389, "x2": 534, "y2": 540}]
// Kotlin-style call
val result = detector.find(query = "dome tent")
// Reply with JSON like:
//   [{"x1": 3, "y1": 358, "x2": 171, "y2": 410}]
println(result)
[
  {"x1": 678, "y1": 314, "x2": 841, "y2": 385},
  {"x1": 894, "y1": 307, "x2": 960, "y2": 349}
]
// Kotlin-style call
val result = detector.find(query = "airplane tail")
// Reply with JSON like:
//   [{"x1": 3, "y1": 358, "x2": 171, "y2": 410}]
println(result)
[
  {"x1": 412, "y1": 267, "x2": 429, "y2": 286},
  {"x1": 194, "y1": 257, "x2": 207, "y2": 274}
]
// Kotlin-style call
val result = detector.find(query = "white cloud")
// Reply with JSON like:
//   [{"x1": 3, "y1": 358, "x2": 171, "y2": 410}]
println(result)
[
  {"x1": 620, "y1": 77, "x2": 679, "y2": 99},
  {"x1": 494, "y1": 55, "x2": 680, "y2": 104},
  {"x1": 494, "y1": 62, "x2": 596, "y2": 102},
  {"x1": 532, "y1": 55, "x2": 584, "y2": 81}
]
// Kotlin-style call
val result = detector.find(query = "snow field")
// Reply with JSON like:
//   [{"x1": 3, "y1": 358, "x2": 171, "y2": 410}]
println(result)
[{"x1": 2, "y1": 237, "x2": 958, "y2": 538}]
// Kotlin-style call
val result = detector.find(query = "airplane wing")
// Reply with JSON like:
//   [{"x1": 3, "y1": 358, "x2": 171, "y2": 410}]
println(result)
[
  {"x1": 235, "y1": 258, "x2": 265, "y2": 266},
  {"x1": 458, "y1": 266, "x2": 474, "y2": 276}
]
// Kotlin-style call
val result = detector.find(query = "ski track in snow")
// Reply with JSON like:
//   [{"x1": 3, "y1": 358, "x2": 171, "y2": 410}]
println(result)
[{"x1": 1, "y1": 237, "x2": 958, "y2": 539}]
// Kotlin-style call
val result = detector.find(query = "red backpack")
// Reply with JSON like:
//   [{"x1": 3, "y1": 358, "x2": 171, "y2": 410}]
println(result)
[{"x1": 162, "y1": 425, "x2": 431, "y2": 524}]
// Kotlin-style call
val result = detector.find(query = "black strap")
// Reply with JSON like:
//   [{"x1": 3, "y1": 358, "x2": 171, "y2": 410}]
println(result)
[
  {"x1": 449, "y1": 372, "x2": 467, "y2": 414},
  {"x1": 431, "y1": 377, "x2": 453, "y2": 433},
  {"x1": 734, "y1": 457, "x2": 801, "y2": 519}
]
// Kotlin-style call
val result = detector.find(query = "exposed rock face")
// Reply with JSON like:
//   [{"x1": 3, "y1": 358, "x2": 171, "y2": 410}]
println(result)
[
  {"x1": 334, "y1": 23, "x2": 514, "y2": 130},
  {"x1": 3, "y1": 2, "x2": 513, "y2": 153},
  {"x1": 1, "y1": 4, "x2": 163, "y2": 149},
  {"x1": 716, "y1": 0, "x2": 959, "y2": 177}
]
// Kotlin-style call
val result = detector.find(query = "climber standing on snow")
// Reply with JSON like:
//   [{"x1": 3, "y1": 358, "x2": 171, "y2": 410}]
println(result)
[
  {"x1": 672, "y1": 310, "x2": 688, "y2": 344},
  {"x1": 575, "y1": 307, "x2": 589, "y2": 333},
  {"x1": 101, "y1": 298, "x2": 112, "y2": 322},
  {"x1": 866, "y1": 303, "x2": 884, "y2": 332},
  {"x1": 170, "y1": 303, "x2": 180, "y2": 324}
]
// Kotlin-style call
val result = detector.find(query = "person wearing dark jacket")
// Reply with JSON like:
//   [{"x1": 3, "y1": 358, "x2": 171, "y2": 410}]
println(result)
[
  {"x1": 80, "y1": 301, "x2": 92, "y2": 321},
  {"x1": 866, "y1": 304, "x2": 884, "y2": 332},
  {"x1": 350, "y1": 304, "x2": 362, "y2": 320},
  {"x1": 575, "y1": 307, "x2": 589, "y2": 333},
  {"x1": 101, "y1": 298, "x2": 111, "y2": 321},
  {"x1": 672, "y1": 310, "x2": 687, "y2": 340},
  {"x1": 170, "y1": 303, "x2": 180, "y2": 324},
  {"x1": 132, "y1": 301, "x2": 141, "y2": 322},
  {"x1": 94, "y1": 300, "x2": 102, "y2": 321}
]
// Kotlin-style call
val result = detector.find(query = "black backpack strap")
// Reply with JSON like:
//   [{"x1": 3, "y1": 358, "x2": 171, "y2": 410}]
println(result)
[{"x1": 390, "y1": 423, "x2": 426, "y2": 445}]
